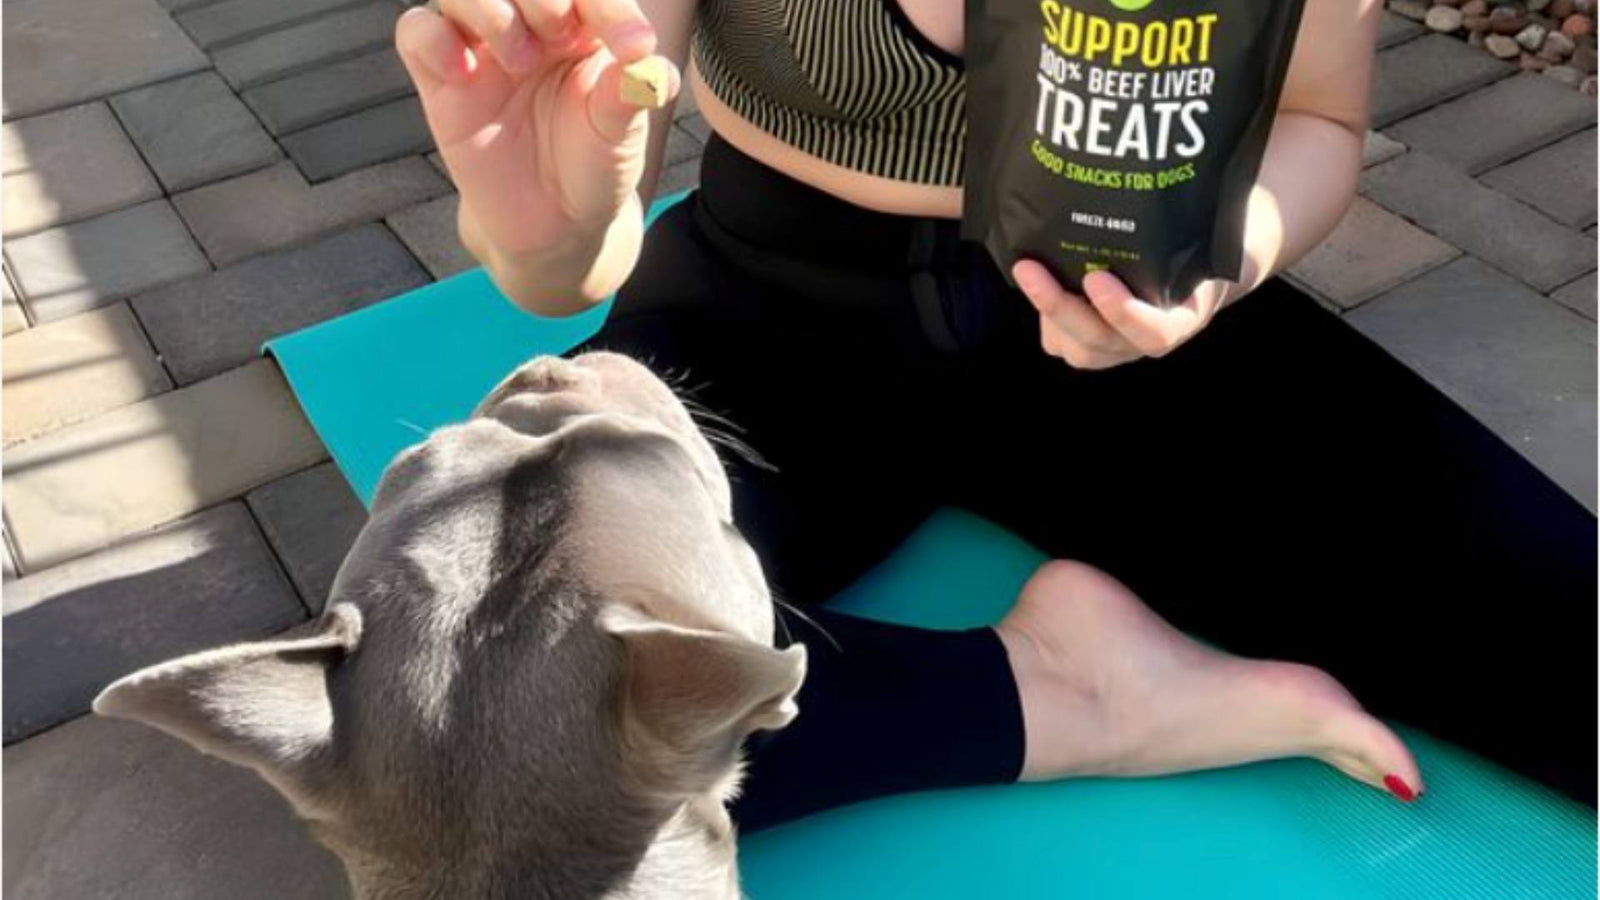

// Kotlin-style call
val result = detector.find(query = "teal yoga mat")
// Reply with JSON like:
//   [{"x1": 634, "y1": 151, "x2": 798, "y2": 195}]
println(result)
[{"x1": 266, "y1": 193, "x2": 1596, "y2": 898}]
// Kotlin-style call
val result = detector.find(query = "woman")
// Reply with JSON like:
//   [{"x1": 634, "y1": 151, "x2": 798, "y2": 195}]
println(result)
[{"x1": 395, "y1": 0, "x2": 1597, "y2": 829}]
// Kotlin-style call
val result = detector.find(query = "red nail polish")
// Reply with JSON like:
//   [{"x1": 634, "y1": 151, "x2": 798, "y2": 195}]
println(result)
[{"x1": 1384, "y1": 774, "x2": 1416, "y2": 803}]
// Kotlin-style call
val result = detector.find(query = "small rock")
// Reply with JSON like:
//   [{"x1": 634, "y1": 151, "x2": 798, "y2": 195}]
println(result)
[
  {"x1": 1486, "y1": 32, "x2": 1525, "y2": 53},
  {"x1": 1546, "y1": 62, "x2": 1586, "y2": 82},
  {"x1": 1390, "y1": 0, "x2": 1430, "y2": 19},
  {"x1": 1573, "y1": 43, "x2": 1599, "y2": 69},
  {"x1": 1563, "y1": 12, "x2": 1595, "y2": 34},
  {"x1": 1575, "y1": 0, "x2": 1596, "y2": 14},
  {"x1": 1428, "y1": 5, "x2": 1467, "y2": 29},
  {"x1": 1463, "y1": 0, "x2": 1491, "y2": 13},
  {"x1": 1436, "y1": 0, "x2": 1468, "y2": 6},
  {"x1": 1522, "y1": 51, "x2": 1553, "y2": 68},
  {"x1": 1518, "y1": 22, "x2": 1551, "y2": 45},
  {"x1": 1491, "y1": 6, "x2": 1530, "y2": 31},
  {"x1": 1582, "y1": 74, "x2": 1598, "y2": 93},
  {"x1": 1551, "y1": 0, "x2": 1576, "y2": 15},
  {"x1": 1530, "y1": 0, "x2": 1553, "y2": 10},
  {"x1": 1469, "y1": 25, "x2": 1489, "y2": 43},
  {"x1": 1541, "y1": 29, "x2": 1579, "y2": 56},
  {"x1": 1466, "y1": 13, "x2": 1493, "y2": 31}
]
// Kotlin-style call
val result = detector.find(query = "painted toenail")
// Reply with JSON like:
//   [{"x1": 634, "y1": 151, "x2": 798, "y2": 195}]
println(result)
[{"x1": 1383, "y1": 774, "x2": 1416, "y2": 802}]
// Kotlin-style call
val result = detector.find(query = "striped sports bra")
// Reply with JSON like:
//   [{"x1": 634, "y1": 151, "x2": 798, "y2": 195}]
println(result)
[{"x1": 693, "y1": 0, "x2": 967, "y2": 187}]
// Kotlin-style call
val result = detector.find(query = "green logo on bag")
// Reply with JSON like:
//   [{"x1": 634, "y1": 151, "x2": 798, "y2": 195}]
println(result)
[{"x1": 1108, "y1": 0, "x2": 1154, "y2": 9}]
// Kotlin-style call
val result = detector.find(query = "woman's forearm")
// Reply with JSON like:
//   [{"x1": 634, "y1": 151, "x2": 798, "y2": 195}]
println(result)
[{"x1": 1221, "y1": 111, "x2": 1363, "y2": 306}]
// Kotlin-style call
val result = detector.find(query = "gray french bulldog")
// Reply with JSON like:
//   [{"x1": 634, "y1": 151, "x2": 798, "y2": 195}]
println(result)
[{"x1": 94, "y1": 352, "x2": 807, "y2": 900}]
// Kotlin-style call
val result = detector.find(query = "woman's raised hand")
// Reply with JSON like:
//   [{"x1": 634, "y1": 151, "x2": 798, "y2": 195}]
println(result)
[{"x1": 396, "y1": 0, "x2": 679, "y2": 297}]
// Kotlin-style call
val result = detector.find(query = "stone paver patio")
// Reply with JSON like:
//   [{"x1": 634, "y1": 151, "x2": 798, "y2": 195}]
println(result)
[{"x1": 1, "y1": 4, "x2": 1594, "y2": 897}]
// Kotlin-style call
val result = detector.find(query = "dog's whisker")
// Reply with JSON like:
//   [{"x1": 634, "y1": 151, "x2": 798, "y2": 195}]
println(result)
[
  {"x1": 685, "y1": 402, "x2": 750, "y2": 437},
  {"x1": 659, "y1": 365, "x2": 696, "y2": 390},
  {"x1": 702, "y1": 429, "x2": 779, "y2": 474},
  {"x1": 771, "y1": 593, "x2": 841, "y2": 652},
  {"x1": 772, "y1": 598, "x2": 795, "y2": 646},
  {"x1": 670, "y1": 379, "x2": 749, "y2": 433}
]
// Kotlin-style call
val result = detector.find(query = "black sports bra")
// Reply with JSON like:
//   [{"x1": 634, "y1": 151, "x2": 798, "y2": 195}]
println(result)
[{"x1": 692, "y1": 0, "x2": 968, "y2": 187}]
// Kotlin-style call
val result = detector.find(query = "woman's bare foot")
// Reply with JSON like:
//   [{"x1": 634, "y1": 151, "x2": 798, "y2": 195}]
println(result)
[{"x1": 994, "y1": 560, "x2": 1423, "y2": 801}]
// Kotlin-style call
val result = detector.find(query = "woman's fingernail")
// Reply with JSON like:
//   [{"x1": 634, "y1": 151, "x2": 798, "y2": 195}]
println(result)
[{"x1": 1383, "y1": 774, "x2": 1417, "y2": 803}]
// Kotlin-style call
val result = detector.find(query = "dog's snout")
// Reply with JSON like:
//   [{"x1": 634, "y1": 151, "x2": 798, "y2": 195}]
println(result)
[
  {"x1": 509, "y1": 357, "x2": 589, "y2": 395},
  {"x1": 472, "y1": 357, "x2": 602, "y2": 423}
]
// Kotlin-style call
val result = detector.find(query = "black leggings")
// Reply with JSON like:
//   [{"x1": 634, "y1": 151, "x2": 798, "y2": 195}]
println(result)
[{"x1": 581, "y1": 134, "x2": 1597, "y2": 830}]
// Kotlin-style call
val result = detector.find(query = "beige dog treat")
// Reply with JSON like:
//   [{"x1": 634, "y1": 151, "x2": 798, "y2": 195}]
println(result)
[{"x1": 620, "y1": 56, "x2": 671, "y2": 108}]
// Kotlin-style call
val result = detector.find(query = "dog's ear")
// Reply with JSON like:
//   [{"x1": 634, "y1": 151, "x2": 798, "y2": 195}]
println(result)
[
  {"x1": 601, "y1": 604, "x2": 805, "y2": 784},
  {"x1": 93, "y1": 603, "x2": 362, "y2": 787}
]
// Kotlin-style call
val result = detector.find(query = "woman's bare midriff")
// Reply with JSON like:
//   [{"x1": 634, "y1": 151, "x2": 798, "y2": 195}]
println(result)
[{"x1": 689, "y1": 68, "x2": 964, "y2": 221}]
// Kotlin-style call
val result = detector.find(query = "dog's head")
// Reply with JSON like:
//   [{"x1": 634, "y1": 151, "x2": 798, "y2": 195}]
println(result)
[{"x1": 94, "y1": 352, "x2": 805, "y2": 900}]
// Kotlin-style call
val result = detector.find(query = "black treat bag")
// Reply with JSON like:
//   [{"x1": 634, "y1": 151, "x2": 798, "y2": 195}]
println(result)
[{"x1": 962, "y1": 0, "x2": 1308, "y2": 306}]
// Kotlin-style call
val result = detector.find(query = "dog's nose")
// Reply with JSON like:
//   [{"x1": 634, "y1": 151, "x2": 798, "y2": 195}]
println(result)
[
  {"x1": 473, "y1": 357, "x2": 603, "y2": 422},
  {"x1": 505, "y1": 357, "x2": 589, "y2": 395}
]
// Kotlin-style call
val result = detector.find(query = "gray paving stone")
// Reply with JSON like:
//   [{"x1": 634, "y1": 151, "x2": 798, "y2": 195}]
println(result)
[
  {"x1": 243, "y1": 48, "x2": 414, "y2": 136},
  {"x1": 212, "y1": 2, "x2": 399, "y2": 90},
  {"x1": 246, "y1": 463, "x2": 368, "y2": 611},
  {"x1": 676, "y1": 114, "x2": 710, "y2": 145},
  {"x1": 674, "y1": 79, "x2": 700, "y2": 119},
  {"x1": 1551, "y1": 272, "x2": 1597, "y2": 320},
  {"x1": 1350, "y1": 257, "x2": 1596, "y2": 511},
  {"x1": 386, "y1": 193, "x2": 478, "y2": 278},
  {"x1": 4, "y1": 713, "x2": 346, "y2": 900},
  {"x1": 173, "y1": 158, "x2": 449, "y2": 266},
  {"x1": 110, "y1": 71, "x2": 282, "y2": 193},
  {"x1": 3, "y1": 266, "x2": 27, "y2": 335},
  {"x1": 1362, "y1": 151, "x2": 1595, "y2": 292},
  {"x1": 2, "y1": 103, "x2": 162, "y2": 239},
  {"x1": 1378, "y1": 9, "x2": 1427, "y2": 48},
  {"x1": 1386, "y1": 74, "x2": 1597, "y2": 175},
  {"x1": 1371, "y1": 35, "x2": 1515, "y2": 128},
  {"x1": 178, "y1": 0, "x2": 371, "y2": 48},
  {"x1": 133, "y1": 224, "x2": 430, "y2": 385},
  {"x1": 282, "y1": 96, "x2": 434, "y2": 182},
  {"x1": 2, "y1": 503, "x2": 306, "y2": 744},
  {"x1": 3, "y1": 360, "x2": 329, "y2": 571},
  {"x1": 657, "y1": 158, "x2": 701, "y2": 197},
  {"x1": 1287, "y1": 197, "x2": 1460, "y2": 310},
  {"x1": 156, "y1": 0, "x2": 227, "y2": 12},
  {"x1": 664, "y1": 120, "x2": 705, "y2": 167},
  {"x1": 3, "y1": 303, "x2": 174, "y2": 446},
  {"x1": 1480, "y1": 128, "x2": 1598, "y2": 229},
  {"x1": 5, "y1": 201, "x2": 211, "y2": 324},
  {"x1": 1363, "y1": 131, "x2": 1406, "y2": 168},
  {"x1": 2, "y1": 0, "x2": 208, "y2": 119}
]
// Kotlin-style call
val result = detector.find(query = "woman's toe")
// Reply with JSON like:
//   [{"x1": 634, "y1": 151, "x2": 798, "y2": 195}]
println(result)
[{"x1": 1320, "y1": 708, "x2": 1424, "y2": 801}]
